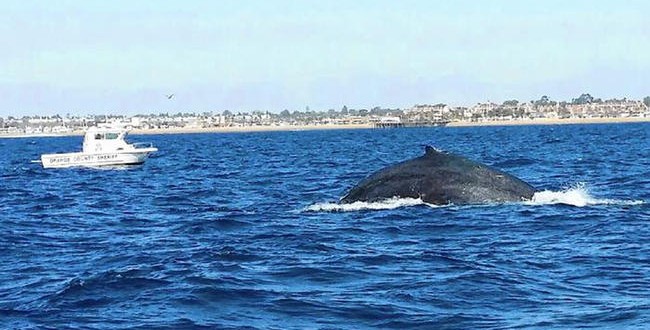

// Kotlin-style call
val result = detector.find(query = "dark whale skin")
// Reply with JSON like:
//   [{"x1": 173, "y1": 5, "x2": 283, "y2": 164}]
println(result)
[{"x1": 340, "y1": 146, "x2": 536, "y2": 205}]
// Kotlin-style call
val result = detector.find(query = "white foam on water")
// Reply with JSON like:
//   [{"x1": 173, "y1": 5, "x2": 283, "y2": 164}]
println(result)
[
  {"x1": 305, "y1": 197, "x2": 437, "y2": 212},
  {"x1": 526, "y1": 183, "x2": 644, "y2": 207},
  {"x1": 306, "y1": 184, "x2": 644, "y2": 212}
]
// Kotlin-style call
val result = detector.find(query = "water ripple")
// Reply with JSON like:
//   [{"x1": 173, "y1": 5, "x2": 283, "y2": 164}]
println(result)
[{"x1": 1, "y1": 124, "x2": 650, "y2": 329}]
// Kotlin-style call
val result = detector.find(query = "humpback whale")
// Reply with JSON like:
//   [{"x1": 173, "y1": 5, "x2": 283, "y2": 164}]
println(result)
[{"x1": 340, "y1": 146, "x2": 536, "y2": 205}]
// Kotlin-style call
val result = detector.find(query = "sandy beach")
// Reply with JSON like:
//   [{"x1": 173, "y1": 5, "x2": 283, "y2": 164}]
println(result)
[
  {"x1": 0, "y1": 123, "x2": 375, "y2": 138},
  {"x1": 129, "y1": 123, "x2": 374, "y2": 135},
  {"x1": 447, "y1": 116, "x2": 650, "y2": 127},
  {"x1": 2, "y1": 117, "x2": 649, "y2": 138}
]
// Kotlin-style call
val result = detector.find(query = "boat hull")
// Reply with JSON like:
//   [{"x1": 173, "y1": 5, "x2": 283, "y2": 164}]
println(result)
[{"x1": 41, "y1": 148, "x2": 157, "y2": 168}]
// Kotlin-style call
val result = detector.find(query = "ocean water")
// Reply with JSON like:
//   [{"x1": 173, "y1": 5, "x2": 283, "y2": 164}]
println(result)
[{"x1": 1, "y1": 123, "x2": 649, "y2": 329}]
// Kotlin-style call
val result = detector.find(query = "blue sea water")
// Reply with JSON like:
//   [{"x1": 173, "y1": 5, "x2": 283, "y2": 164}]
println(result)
[{"x1": 1, "y1": 123, "x2": 649, "y2": 329}]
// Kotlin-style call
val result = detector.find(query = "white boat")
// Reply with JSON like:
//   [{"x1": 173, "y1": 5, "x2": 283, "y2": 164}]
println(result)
[{"x1": 40, "y1": 126, "x2": 158, "y2": 168}]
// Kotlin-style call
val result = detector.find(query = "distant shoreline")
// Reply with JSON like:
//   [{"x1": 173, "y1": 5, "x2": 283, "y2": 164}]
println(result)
[
  {"x1": 0, "y1": 123, "x2": 374, "y2": 138},
  {"x1": 447, "y1": 116, "x2": 650, "y2": 127},
  {"x1": 130, "y1": 123, "x2": 374, "y2": 135},
  {"x1": 1, "y1": 117, "x2": 649, "y2": 138}
]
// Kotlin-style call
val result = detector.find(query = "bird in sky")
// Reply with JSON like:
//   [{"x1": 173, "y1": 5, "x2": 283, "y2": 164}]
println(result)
[{"x1": 166, "y1": 94, "x2": 174, "y2": 99}]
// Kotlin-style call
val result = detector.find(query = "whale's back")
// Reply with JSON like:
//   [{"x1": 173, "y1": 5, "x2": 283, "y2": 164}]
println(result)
[{"x1": 340, "y1": 147, "x2": 535, "y2": 205}]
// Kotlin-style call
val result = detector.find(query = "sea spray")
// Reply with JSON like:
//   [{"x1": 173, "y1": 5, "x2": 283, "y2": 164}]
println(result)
[
  {"x1": 307, "y1": 183, "x2": 644, "y2": 212},
  {"x1": 527, "y1": 183, "x2": 644, "y2": 207},
  {"x1": 305, "y1": 197, "x2": 429, "y2": 212}
]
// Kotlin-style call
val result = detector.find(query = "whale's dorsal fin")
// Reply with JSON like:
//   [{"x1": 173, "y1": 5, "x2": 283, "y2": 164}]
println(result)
[
  {"x1": 424, "y1": 145, "x2": 440, "y2": 155},
  {"x1": 423, "y1": 145, "x2": 449, "y2": 160}
]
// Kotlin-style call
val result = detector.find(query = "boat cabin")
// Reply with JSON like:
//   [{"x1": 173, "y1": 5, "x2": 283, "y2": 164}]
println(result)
[{"x1": 82, "y1": 127, "x2": 132, "y2": 153}]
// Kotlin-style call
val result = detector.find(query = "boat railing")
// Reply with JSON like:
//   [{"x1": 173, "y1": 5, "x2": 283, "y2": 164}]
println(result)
[{"x1": 132, "y1": 142, "x2": 154, "y2": 149}]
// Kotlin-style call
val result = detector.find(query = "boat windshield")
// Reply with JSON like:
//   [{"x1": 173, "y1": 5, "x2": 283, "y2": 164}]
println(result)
[{"x1": 105, "y1": 132, "x2": 120, "y2": 140}]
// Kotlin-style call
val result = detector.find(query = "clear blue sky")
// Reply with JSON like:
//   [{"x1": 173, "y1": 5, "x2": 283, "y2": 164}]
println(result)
[{"x1": 1, "y1": 0, "x2": 649, "y2": 116}]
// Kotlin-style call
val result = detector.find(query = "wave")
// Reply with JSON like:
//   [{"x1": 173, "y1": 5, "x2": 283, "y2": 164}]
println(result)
[
  {"x1": 305, "y1": 197, "x2": 431, "y2": 212},
  {"x1": 306, "y1": 184, "x2": 644, "y2": 211},
  {"x1": 527, "y1": 183, "x2": 644, "y2": 207}
]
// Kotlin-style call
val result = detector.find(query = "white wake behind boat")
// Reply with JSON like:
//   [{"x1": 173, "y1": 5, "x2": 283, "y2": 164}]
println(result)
[{"x1": 40, "y1": 126, "x2": 158, "y2": 168}]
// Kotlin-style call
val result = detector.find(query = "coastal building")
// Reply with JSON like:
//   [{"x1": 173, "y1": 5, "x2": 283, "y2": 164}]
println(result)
[
  {"x1": 403, "y1": 104, "x2": 450, "y2": 122},
  {"x1": 469, "y1": 103, "x2": 498, "y2": 121},
  {"x1": 567, "y1": 99, "x2": 647, "y2": 118}
]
